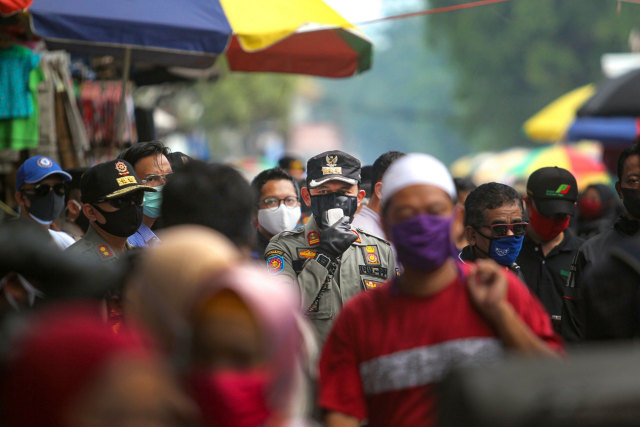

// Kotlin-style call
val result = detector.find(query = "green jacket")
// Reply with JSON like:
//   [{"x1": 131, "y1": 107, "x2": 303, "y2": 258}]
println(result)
[{"x1": 265, "y1": 215, "x2": 396, "y2": 343}]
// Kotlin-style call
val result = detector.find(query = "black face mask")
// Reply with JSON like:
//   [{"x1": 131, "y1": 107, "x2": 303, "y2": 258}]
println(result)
[
  {"x1": 310, "y1": 193, "x2": 358, "y2": 229},
  {"x1": 92, "y1": 204, "x2": 143, "y2": 238},
  {"x1": 25, "y1": 191, "x2": 65, "y2": 224},
  {"x1": 620, "y1": 187, "x2": 640, "y2": 219}
]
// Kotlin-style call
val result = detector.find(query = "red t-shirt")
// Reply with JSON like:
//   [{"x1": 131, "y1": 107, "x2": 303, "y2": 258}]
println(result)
[{"x1": 319, "y1": 263, "x2": 562, "y2": 426}]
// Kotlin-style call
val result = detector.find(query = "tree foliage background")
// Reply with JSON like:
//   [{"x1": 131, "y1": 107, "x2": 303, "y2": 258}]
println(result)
[{"x1": 426, "y1": 0, "x2": 640, "y2": 151}]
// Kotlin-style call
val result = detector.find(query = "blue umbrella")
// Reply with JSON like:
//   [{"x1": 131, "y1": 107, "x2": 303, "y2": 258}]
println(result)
[
  {"x1": 567, "y1": 117, "x2": 640, "y2": 145},
  {"x1": 29, "y1": 0, "x2": 232, "y2": 68}
]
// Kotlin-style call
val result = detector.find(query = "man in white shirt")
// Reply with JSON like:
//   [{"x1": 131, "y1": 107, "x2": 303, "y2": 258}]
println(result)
[{"x1": 352, "y1": 151, "x2": 405, "y2": 241}]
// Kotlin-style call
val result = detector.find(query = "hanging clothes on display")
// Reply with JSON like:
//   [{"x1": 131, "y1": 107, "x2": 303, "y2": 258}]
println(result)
[
  {"x1": 31, "y1": 50, "x2": 89, "y2": 168},
  {"x1": 0, "y1": 45, "x2": 41, "y2": 151},
  {"x1": 79, "y1": 80, "x2": 136, "y2": 149}
]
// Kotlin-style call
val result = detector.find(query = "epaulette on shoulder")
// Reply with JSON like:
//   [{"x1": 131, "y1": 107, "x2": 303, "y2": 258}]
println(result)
[
  {"x1": 355, "y1": 227, "x2": 391, "y2": 246},
  {"x1": 271, "y1": 226, "x2": 305, "y2": 242}
]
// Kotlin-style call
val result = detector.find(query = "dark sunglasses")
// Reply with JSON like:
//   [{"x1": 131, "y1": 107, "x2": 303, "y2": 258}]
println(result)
[
  {"x1": 21, "y1": 182, "x2": 65, "y2": 198},
  {"x1": 482, "y1": 222, "x2": 529, "y2": 238},
  {"x1": 96, "y1": 193, "x2": 144, "y2": 209}
]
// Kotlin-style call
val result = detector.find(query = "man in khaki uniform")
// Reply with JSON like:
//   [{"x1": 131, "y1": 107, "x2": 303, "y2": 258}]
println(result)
[
  {"x1": 265, "y1": 150, "x2": 396, "y2": 343},
  {"x1": 66, "y1": 159, "x2": 155, "y2": 264}
]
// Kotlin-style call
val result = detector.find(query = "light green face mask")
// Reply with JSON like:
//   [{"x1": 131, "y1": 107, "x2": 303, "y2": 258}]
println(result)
[{"x1": 143, "y1": 185, "x2": 163, "y2": 218}]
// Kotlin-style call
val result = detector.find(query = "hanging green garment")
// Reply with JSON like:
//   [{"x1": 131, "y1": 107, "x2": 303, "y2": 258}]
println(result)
[{"x1": 0, "y1": 65, "x2": 44, "y2": 149}]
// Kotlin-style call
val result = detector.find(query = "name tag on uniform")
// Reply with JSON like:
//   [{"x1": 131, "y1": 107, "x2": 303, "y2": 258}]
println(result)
[{"x1": 359, "y1": 265, "x2": 388, "y2": 279}]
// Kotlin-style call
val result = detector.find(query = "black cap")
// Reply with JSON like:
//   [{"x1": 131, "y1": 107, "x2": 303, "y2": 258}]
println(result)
[
  {"x1": 526, "y1": 167, "x2": 578, "y2": 216},
  {"x1": 81, "y1": 160, "x2": 155, "y2": 204},
  {"x1": 278, "y1": 155, "x2": 305, "y2": 172},
  {"x1": 306, "y1": 150, "x2": 361, "y2": 188}
]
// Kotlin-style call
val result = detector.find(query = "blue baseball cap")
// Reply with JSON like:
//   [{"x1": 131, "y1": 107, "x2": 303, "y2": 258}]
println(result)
[{"x1": 15, "y1": 156, "x2": 72, "y2": 191}]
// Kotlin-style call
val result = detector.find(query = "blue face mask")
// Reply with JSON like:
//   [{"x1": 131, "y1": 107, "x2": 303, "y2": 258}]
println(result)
[
  {"x1": 487, "y1": 235, "x2": 524, "y2": 266},
  {"x1": 143, "y1": 185, "x2": 163, "y2": 219}
]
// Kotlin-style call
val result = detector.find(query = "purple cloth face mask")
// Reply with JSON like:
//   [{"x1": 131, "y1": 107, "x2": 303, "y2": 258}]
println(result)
[{"x1": 390, "y1": 213, "x2": 457, "y2": 272}]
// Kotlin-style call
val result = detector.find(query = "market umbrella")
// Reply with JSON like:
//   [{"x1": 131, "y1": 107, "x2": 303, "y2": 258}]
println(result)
[
  {"x1": 567, "y1": 117, "x2": 640, "y2": 145},
  {"x1": 28, "y1": 0, "x2": 372, "y2": 77},
  {"x1": 0, "y1": 0, "x2": 31, "y2": 16},
  {"x1": 577, "y1": 69, "x2": 640, "y2": 117},
  {"x1": 523, "y1": 84, "x2": 595, "y2": 142},
  {"x1": 504, "y1": 144, "x2": 611, "y2": 190}
]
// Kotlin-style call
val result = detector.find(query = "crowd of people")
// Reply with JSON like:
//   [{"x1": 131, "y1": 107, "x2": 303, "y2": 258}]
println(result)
[{"x1": 1, "y1": 140, "x2": 639, "y2": 426}]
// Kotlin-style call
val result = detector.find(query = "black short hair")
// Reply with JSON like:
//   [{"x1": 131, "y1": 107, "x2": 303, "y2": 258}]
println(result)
[
  {"x1": 372, "y1": 151, "x2": 405, "y2": 186},
  {"x1": 166, "y1": 151, "x2": 191, "y2": 171},
  {"x1": 250, "y1": 167, "x2": 297, "y2": 205},
  {"x1": 116, "y1": 141, "x2": 170, "y2": 169},
  {"x1": 161, "y1": 160, "x2": 254, "y2": 248},
  {"x1": 617, "y1": 143, "x2": 640, "y2": 181},
  {"x1": 464, "y1": 182, "x2": 524, "y2": 228},
  {"x1": 454, "y1": 177, "x2": 477, "y2": 195}
]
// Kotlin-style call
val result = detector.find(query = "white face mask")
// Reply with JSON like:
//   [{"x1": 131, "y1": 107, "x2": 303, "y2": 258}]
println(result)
[{"x1": 258, "y1": 204, "x2": 301, "y2": 236}]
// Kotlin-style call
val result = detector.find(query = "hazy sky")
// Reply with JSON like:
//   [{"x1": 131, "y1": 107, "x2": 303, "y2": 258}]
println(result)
[{"x1": 324, "y1": 0, "x2": 385, "y2": 25}]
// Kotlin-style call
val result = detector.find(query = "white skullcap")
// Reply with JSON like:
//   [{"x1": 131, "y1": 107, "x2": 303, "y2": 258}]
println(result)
[{"x1": 381, "y1": 153, "x2": 456, "y2": 206}]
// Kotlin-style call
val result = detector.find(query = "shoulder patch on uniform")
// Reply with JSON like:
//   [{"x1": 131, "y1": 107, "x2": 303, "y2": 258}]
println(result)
[
  {"x1": 266, "y1": 254, "x2": 285, "y2": 275},
  {"x1": 97, "y1": 244, "x2": 113, "y2": 258},
  {"x1": 307, "y1": 231, "x2": 320, "y2": 246},
  {"x1": 352, "y1": 229, "x2": 362, "y2": 244},
  {"x1": 297, "y1": 248, "x2": 317, "y2": 259},
  {"x1": 265, "y1": 249, "x2": 284, "y2": 259}
]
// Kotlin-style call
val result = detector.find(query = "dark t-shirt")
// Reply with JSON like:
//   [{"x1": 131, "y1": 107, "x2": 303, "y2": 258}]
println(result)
[{"x1": 516, "y1": 231, "x2": 583, "y2": 324}]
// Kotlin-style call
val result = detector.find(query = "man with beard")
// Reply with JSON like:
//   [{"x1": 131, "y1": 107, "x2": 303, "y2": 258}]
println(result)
[
  {"x1": 66, "y1": 159, "x2": 154, "y2": 263},
  {"x1": 265, "y1": 150, "x2": 396, "y2": 343},
  {"x1": 14, "y1": 156, "x2": 74, "y2": 249}
]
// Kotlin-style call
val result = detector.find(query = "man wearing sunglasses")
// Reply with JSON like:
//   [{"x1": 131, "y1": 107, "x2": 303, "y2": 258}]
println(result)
[
  {"x1": 66, "y1": 159, "x2": 155, "y2": 262},
  {"x1": 461, "y1": 182, "x2": 527, "y2": 281},
  {"x1": 250, "y1": 167, "x2": 302, "y2": 258},
  {"x1": 14, "y1": 156, "x2": 75, "y2": 249},
  {"x1": 517, "y1": 167, "x2": 583, "y2": 331},
  {"x1": 117, "y1": 141, "x2": 172, "y2": 248}
]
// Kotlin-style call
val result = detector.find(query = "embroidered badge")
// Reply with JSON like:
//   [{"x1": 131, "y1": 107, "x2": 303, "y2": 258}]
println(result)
[
  {"x1": 366, "y1": 246, "x2": 376, "y2": 253},
  {"x1": 298, "y1": 248, "x2": 317, "y2": 259},
  {"x1": 266, "y1": 254, "x2": 285, "y2": 275},
  {"x1": 367, "y1": 253, "x2": 379, "y2": 265},
  {"x1": 362, "y1": 279, "x2": 381, "y2": 290},
  {"x1": 37, "y1": 157, "x2": 53, "y2": 168},
  {"x1": 115, "y1": 161, "x2": 129, "y2": 176},
  {"x1": 307, "y1": 231, "x2": 320, "y2": 246},
  {"x1": 321, "y1": 155, "x2": 342, "y2": 175},
  {"x1": 116, "y1": 176, "x2": 137, "y2": 186},
  {"x1": 98, "y1": 244, "x2": 113, "y2": 258}
]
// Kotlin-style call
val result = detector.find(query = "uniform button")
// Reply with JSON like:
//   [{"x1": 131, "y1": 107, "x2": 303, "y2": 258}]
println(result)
[
  {"x1": 542, "y1": 260, "x2": 546, "y2": 264},
  {"x1": 534, "y1": 247, "x2": 539, "y2": 252}
]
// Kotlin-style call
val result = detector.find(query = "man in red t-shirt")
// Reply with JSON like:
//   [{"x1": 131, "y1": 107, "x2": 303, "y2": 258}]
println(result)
[{"x1": 319, "y1": 153, "x2": 563, "y2": 427}]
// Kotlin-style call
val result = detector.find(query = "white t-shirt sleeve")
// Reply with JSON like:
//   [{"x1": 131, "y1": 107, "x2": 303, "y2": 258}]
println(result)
[{"x1": 49, "y1": 229, "x2": 75, "y2": 250}]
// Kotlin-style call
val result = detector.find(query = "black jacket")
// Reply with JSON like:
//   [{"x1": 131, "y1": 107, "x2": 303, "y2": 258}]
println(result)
[{"x1": 561, "y1": 217, "x2": 640, "y2": 342}]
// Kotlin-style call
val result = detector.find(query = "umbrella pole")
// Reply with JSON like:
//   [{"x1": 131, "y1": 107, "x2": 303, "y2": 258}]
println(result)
[{"x1": 116, "y1": 47, "x2": 132, "y2": 145}]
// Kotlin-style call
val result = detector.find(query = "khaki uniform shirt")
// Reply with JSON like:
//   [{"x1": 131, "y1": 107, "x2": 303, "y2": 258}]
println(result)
[
  {"x1": 65, "y1": 224, "x2": 126, "y2": 263},
  {"x1": 265, "y1": 215, "x2": 396, "y2": 343}
]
